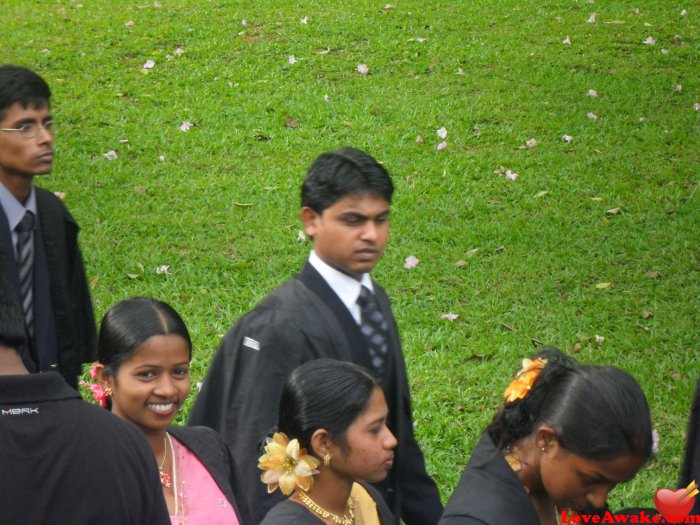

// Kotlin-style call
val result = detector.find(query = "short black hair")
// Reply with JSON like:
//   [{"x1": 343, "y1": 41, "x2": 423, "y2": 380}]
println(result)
[
  {"x1": 278, "y1": 359, "x2": 380, "y2": 454},
  {"x1": 0, "y1": 65, "x2": 51, "y2": 120},
  {"x1": 301, "y1": 147, "x2": 394, "y2": 213},
  {"x1": 487, "y1": 348, "x2": 653, "y2": 462},
  {"x1": 0, "y1": 251, "x2": 26, "y2": 350}
]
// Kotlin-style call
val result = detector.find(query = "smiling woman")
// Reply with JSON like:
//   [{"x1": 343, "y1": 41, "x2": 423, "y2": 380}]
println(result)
[{"x1": 93, "y1": 297, "x2": 251, "y2": 525}]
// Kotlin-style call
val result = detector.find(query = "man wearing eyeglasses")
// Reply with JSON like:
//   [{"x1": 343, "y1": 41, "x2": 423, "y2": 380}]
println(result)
[{"x1": 0, "y1": 65, "x2": 96, "y2": 389}]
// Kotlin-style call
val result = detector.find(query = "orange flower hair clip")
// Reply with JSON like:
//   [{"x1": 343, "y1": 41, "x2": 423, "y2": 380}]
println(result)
[
  {"x1": 503, "y1": 357, "x2": 548, "y2": 404},
  {"x1": 258, "y1": 432, "x2": 320, "y2": 495}
]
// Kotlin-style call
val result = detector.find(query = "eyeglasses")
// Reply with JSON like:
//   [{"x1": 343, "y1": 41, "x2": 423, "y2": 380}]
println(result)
[{"x1": 0, "y1": 120, "x2": 55, "y2": 139}]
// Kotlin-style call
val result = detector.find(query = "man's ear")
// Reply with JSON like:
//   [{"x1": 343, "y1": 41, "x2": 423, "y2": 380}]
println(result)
[{"x1": 300, "y1": 206, "x2": 320, "y2": 240}]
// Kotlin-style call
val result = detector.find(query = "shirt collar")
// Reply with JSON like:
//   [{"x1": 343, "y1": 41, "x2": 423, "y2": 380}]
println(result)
[
  {"x1": 308, "y1": 250, "x2": 374, "y2": 311},
  {"x1": 0, "y1": 181, "x2": 37, "y2": 231}
]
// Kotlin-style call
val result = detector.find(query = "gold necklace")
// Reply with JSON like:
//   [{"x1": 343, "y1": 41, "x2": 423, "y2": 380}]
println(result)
[{"x1": 297, "y1": 490, "x2": 355, "y2": 525}]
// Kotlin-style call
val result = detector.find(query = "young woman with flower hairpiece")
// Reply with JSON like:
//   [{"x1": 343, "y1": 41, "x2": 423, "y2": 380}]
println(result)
[
  {"x1": 259, "y1": 359, "x2": 397, "y2": 524},
  {"x1": 439, "y1": 347, "x2": 653, "y2": 525},
  {"x1": 89, "y1": 297, "x2": 250, "y2": 525}
]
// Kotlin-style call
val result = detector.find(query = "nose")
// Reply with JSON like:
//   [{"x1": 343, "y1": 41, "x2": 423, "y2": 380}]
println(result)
[
  {"x1": 36, "y1": 124, "x2": 54, "y2": 145},
  {"x1": 154, "y1": 375, "x2": 178, "y2": 398},
  {"x1": 586, "y1": 487, "x2": 610, "y2": 509},
  {"x1": 385, "y1": 429, "x2": 398, "y2": 449},
  {"x1": 361, "y1": 221, "x2": 378, "y2": 242}
]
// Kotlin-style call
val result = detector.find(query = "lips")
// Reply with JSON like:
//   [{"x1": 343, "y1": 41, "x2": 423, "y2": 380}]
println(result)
[
  {"x1": 37, "y1": 151, "x2": 53, "y2": 162},
  {"x1": 146, "y1": 402, "x2": 178, "y2": 416}
]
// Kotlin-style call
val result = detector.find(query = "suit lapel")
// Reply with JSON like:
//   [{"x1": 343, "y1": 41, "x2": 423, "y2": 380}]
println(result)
[{"x1": 297, "y1": 262, "x2": 374, "y2": 370}]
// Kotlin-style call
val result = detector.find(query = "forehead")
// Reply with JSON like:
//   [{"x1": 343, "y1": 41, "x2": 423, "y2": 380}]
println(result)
[
  {"x1": 122, "y1": 334, "x2": 190, "y2": 366},
  {"x1": 570, "y1": 452, "x2": 645, "y2": 483},
  {"x1": 323, "y1": 192, "x2": 390, "y2": 216},
  {"x1": 0, "y1": 102, "x2": 51, "y2": 125},
  {"x1": 352, "y1": 387, "x2": 387, "y2": 424}
]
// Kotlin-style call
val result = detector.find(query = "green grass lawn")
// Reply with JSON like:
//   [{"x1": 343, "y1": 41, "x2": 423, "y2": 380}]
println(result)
[{"x1": 4, "y1": 0, "x2": 698, "y2": 510}]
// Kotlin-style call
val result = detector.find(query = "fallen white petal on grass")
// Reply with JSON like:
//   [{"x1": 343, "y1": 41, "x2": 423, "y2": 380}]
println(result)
[
  {"x1": 416, "y1": 37, "x2": 427, "y2": 42},
  {"x1": 674, "y1": 84, "x2": 682, "y2": 93},
  {"x1": 403, "y1": 255, "x2": 419, "y2": 269},
  {"x1": 179, "y1": 121, "x2": 193, "y2": 132},
  {"x1": 288, "y1": 55, "x2": 296, "y2": 64},
  {"x1": 525, "y1": 138, "x2": 537, "y2": 148},
  {"x1": 594, "y1": 334, "x2": 605, "y2": 345},
  {"x1": 156, "y1": 265, "x2": 170, "y2": 275},
  {"x1": 587, "y1": 13, "x2": 596, "y2": 23},
  {"x1": 323, "y1": 94, "x2": 329, "y2": 102},
  {"x1": 694, "y1": 103, "x2": 700, "y2": 111},
  {"x1": 241, "y1": 19, "x2": 247, "y2": 26},
  {"x1": 562, "y1": 36, "x2": 572, "y2": 45},
  {"x1": 143, "y1": 60, "x2": 155, "y2": 69},
  {"x1": 125, "y1": 20, "x2": 135, "y2": 27},
  {"x1": 174, "y1": 48, "x2": 184, "y2": 57},
  {"x1": 660, "y1": 49, "x2": 669, "y2": 55},
  {"x1": 563, "y1": 134, "x2": 573, "y2": 143},
  {"x1": 103, "y1": 150, "x2": 118, "y2": 161},
  {"x1": 587, "y1": 89, "x2": 598, "y2": 97},
  {"x1": 158, "y1": 155, "x2": 165, "y2": 162},
  {"x1": 300, "y1": 16, "x2": 308, "y2": 24},
  {"x1": 680, "y1": 9, "x2": 687, "y2": 16},
  {"x1": 416, "y1": 135, "x2": 424, "y2": 144},
  {"x1": 54, "y1": 192, "x2": 66, "y2": 201},
  {"x1": 643, "y1": 36, "x2": 656, "y2": 45},
  {"x1": 587, "y1": 112, "x2": 599, "y2": 121},
  {"x1": 505, "y1": 170, "x2": 519, "y2": 181},
  {"x1": 42, "y1": 49, "x2": 50, "y2": 54},
  {"x1": 356, "y1": 64, "x2": 369, "y2": 75},
  {"x1": 436, "y1": 127, "x2": 447, "y2": 139},
  {"x1": 165, "y1": 55, "x2": 174, "y2": 61},
  {"x1": 457, "y1": 67, "x2": 465, "y2": 75},
  {"x1": 440, "y1": 313, "x2": 459, "y2": 321},
  {"x1": 437, "y1": 141, "x2": 447, "y2": 151},
  {"x1": 297, "y1": 230, "x2": 306, "y2": 242},
  {"x1": 196, "y1": 382, "x2": 203, "y2": 393}
]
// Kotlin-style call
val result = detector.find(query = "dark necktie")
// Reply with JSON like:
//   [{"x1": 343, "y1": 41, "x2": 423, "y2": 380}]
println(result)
[
  {"x1": 357, "y1": 286, "x2": 389, "y2": 375},
  {"x1": 15, "y1": 211, "x2": 35, "y2": 338}
]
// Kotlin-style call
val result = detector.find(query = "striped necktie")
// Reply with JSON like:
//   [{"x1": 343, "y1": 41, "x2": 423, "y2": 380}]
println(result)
[
  {"x1": 15, "y1": 210, "x2": 35, "y2": 338},
  {"x1": 357, "y1": 285, "x2": 389, "y2": 376}
]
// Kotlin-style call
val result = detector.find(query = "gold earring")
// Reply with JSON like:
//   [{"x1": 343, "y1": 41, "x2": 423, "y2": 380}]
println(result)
[
  {"x1": 323, "y1": 453, "x2": 331, "y2": 466},
  {"x1": 104, "y1": 386, "x2": 112, "y2": 396}
]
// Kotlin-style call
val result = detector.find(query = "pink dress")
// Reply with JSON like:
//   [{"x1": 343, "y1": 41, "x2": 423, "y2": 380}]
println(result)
[{"x1": 169, "y1": 435, "x2": 240, "y2": 525}]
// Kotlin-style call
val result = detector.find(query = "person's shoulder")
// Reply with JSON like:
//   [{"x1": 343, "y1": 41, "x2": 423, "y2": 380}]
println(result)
[
  {"x1": 34, "y1": 186, "x2": 77, "y2": 224},
  {"x1": 261, "y1": 499, "x2": 318, "y2": 525}
]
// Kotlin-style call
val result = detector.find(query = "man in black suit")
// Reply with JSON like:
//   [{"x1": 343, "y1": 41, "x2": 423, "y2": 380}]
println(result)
[
  {"x1": 190, "y1": 147, "x2": 443, "y2": 524},
  {"x1": 0, "y1": 65, "x2": 96, "y2": 388}
]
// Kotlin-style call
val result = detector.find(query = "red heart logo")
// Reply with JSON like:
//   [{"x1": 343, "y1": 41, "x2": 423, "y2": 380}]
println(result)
[{"x1": 654, "y1": 488, "x2": 694, "y2": 523}]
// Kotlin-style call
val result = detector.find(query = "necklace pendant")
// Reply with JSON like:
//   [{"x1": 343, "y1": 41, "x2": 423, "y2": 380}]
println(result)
[{"x1": 160, "y1": 470, "x2": 172, "y2": 488}]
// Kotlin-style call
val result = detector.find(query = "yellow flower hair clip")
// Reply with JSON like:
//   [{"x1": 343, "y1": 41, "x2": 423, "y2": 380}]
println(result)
[
  {"x1": 503, "y1": 357, "x2": 548, "y2": 404},
  {"x1": 258, "y1": 432, "x2": 320, "y2": 495}
]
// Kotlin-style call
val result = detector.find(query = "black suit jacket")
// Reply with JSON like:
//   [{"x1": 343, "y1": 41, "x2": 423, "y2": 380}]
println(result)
[
  {"x1": 190, "y1": 262, "x2": 443, "y2": 524},
  {"x1": 0, "y1": 186, "x2": 96, "y2": 388}
]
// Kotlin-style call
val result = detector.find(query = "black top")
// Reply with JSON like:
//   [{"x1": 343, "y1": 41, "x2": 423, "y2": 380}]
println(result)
[
  {"x1": 0, "y1": 372, "x2": 169, "y2": 525},
  {"x1": 190, "y1": 261, "x2": 443, "y2": 525},
  {"x1": 261, "y1": 482, "x2": 394, "y2": 525},
  {"x1": 439, "y1": 433, "x2": 540, "y2": 525},
  {"x1": 680, "y1": 375, "x2": 700, "y2": 516},
  {"x1": 0, "y1": 186, "x2": 96, "y2": 388}
]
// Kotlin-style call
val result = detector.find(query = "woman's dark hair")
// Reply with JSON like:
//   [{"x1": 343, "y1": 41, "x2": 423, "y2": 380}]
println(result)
[
  {"x1": 301, "y1": 147, "x2": 394, "y2": 213},
  {"x1": 278, "y1": 359, "x2": 380, "y2": 453},
  {"x1": 97, "y1": 297, "x2": 192, "y2": 376},
  {"x1": 487, "y1": 347, "x2": 653, "y2": 462}
]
